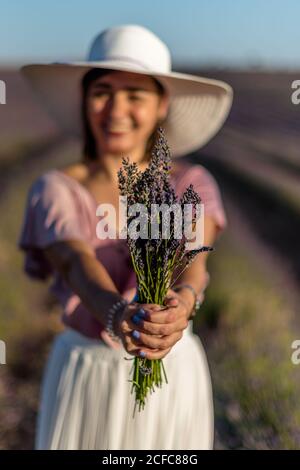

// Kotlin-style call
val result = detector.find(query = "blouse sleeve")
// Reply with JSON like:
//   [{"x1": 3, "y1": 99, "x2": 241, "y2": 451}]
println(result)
[
  {"x1": 18, "y1": 171, "x2": 88, "y2": 280},
  {"x1": 184, "y1": 165, "x2": 228, "y2": 236}
]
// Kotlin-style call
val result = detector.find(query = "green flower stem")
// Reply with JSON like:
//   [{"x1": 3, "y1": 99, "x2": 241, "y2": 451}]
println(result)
[
  {"x1": 130, "y1": 290, "x2": 168, "y2": 415},
  {"x1": 146, "y1": 250, "x2": 155, "y2": 289}
]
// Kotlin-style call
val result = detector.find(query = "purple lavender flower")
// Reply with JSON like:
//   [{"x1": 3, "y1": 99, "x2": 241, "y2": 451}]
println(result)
[{"x1": 117, "y1": 126, "x2": 214, "y2": 412}]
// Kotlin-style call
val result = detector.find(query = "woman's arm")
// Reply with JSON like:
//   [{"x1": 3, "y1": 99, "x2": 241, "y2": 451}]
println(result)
[
  {"x1": 42, "y1": 215, "x2": 217, "y2": 359},
  {"x1": 43, "y1": 239, "x2": 181, "y2": 359},
  {"x1": 44, "y1": 239, "x2": 123, "y2": 326},
  {"x1": 171, "y1": 216, "x2": 218, "y2": 317}
]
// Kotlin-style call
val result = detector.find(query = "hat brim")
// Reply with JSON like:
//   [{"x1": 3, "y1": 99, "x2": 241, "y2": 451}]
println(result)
[{"x1": 20, "y1": 62, "x2": 233, "y2": 157}]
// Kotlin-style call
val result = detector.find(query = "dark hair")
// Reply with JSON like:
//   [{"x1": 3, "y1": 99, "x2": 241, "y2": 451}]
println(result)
[{"x1": 80, "y1": 68, "x2": 166, "y2": 163}]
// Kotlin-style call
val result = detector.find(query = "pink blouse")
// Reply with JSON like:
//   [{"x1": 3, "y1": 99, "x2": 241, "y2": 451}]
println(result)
[{"x1": 18, "y1": 162, "x2": 227, "y2": 346}]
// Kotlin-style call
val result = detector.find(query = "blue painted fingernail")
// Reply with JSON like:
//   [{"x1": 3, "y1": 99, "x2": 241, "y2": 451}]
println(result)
[
  {"x1": 132, "y1": 330, "x2": 140, "y2": 340},
  {"x1": 132, "y1": 314, "x2": 142, "y2": 325},
  {"x1": 139, "y1": 351, "x2": 146, "y2": 358},
  {"x1": 137, "y1": 308, "x2": 146, "y2": 318}
]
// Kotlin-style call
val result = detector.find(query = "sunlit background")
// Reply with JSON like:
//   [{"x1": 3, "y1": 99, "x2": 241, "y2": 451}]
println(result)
[
  {"x1": 0, "y1": 0, "x2": 300, "y2": 450},
  {"x1": 1, "y1": 0, "x2": 300, "y2": 68}
]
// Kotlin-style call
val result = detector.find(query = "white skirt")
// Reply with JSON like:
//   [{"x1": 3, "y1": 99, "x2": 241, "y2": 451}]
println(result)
[{"x1": 35, "y1": 322, "x2": 214, "y2": 450}]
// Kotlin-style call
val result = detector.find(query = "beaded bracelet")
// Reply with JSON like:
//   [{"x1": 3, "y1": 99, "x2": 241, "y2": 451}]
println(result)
[{"x1": 106, "y1": 298, "x2": 129, "y2": 342}]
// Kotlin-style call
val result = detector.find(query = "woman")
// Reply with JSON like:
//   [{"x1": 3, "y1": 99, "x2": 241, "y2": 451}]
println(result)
[{"x1": 18, "y1": 24, "x2": 232, "y2": 450}]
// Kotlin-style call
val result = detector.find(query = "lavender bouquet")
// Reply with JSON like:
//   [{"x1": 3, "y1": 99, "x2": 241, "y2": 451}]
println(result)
[{"x1": 117, "y1": 127, "x2": 213, "y2": 412}]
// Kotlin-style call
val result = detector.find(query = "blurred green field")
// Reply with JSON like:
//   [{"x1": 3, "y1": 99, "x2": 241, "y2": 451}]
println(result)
[
  {"x1": 0, "y1": 137, "x2": 78, "y2": 448},
  {"x1": 0, "y1": 138, "x2": 300, "y2": 449},
  {"x1": 197, "y1": 233, "x2": 300, "y2": 449},
  {"x1": 1, "y1": 69, "x2": 300, "y2": 449}
]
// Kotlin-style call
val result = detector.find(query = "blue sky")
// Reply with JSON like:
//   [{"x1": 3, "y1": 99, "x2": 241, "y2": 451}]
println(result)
[{"x1": 0, "y1": 0, "x2": 299, "y2": 68}]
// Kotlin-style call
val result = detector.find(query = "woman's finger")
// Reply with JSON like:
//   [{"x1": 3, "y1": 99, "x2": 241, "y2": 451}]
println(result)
[
  {"x1": 130, "y1": 330, "x2": 183, "y2": 350},
  {"x1": 124, "y1": 336, "x2": 160, "y2": 355},
  {"x1": 144, "y1": 307, "x2": 177, "y2": 324},
  {"x1": 143, "y1": 320, "x2": 182, "y2": 336},
  {"x1": 122, "y1": 312, "x2": 174, "y2": 334},
  {"x1": 138, "y1": 347, "x2": 172, "y2": 360},
  {"x1": 163, "y1": 297, "x2": 178, "y2": 307},
  {"x1": 120, "y1": 303, "x2": 160, "y2": 332},
  {"x1": 124, "y1": 333, "x2": 175, "y2": 360}
]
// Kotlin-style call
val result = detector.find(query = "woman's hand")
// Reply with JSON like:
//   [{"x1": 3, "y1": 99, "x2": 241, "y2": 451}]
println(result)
[{"x1": 116, "y1": 289, "x2": 190, "y2": 360}]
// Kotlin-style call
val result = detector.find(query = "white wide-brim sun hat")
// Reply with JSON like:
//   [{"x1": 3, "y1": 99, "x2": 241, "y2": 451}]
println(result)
[{"x1": 21, "y1": 24, "x2": 233, "y2": 158}]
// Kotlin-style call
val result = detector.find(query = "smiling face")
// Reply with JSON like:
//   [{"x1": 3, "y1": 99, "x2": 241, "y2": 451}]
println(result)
[{"x1": 84, "y1": 70, "x2": 169, "y2": 159}]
